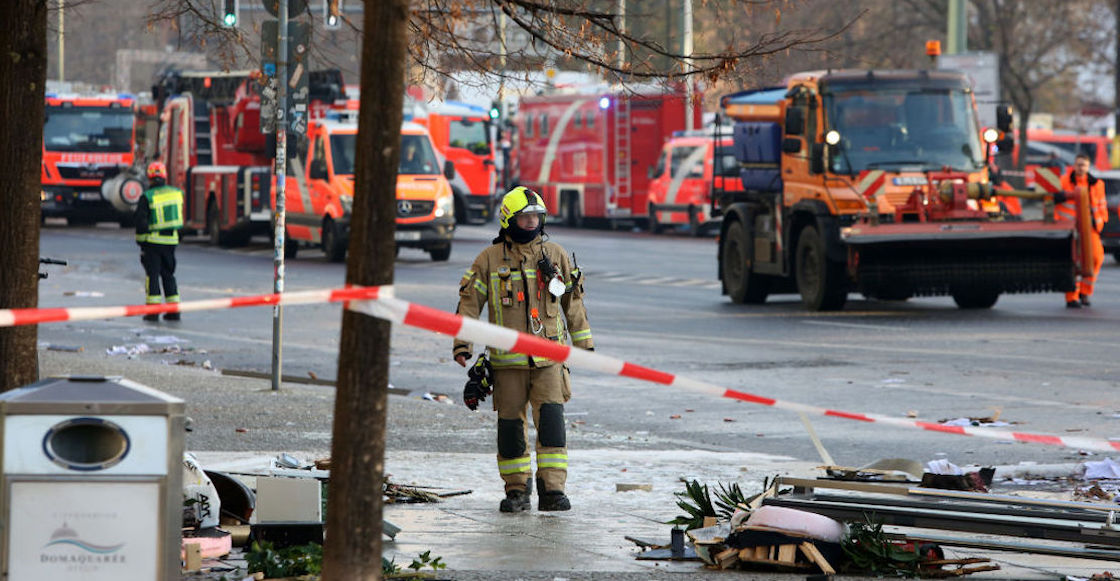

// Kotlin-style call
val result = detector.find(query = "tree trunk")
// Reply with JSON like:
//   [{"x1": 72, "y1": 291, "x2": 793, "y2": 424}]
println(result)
[
  {"x1": 321, "y1": 0, "x2": 407, "y2": 579},
  {"x1": 0, "y1": 0, "x2": 47, "y2": 391},
  {"x1": 1016, "y1": 106, "x2": 1031, "y2": 172}
]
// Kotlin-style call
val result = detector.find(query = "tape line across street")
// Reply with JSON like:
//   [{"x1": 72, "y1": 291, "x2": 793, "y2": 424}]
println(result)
[{"x1": 3, "y1": 285, "x2": 1116, "y2": 453}]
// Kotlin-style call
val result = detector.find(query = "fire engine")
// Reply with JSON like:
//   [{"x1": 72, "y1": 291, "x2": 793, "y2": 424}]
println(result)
[
  {"x1": 152, "y1": 69, "x2": 347, "y2": 246},
  {"x1": 717, "y1": 69, "x2": 1081, "y2": 311},
  {"x1": 513, "y1": 87, "x2": 701, "y2": 227},
  {"x1": 41, "y1": 93, "x2": 140, "y2": 225},
  {"x1": 646, "y1": 129, "x2": 741, "y2": 236},
  {"x1": 412, "y1": 100, "x2": 498, "y2": 224}
]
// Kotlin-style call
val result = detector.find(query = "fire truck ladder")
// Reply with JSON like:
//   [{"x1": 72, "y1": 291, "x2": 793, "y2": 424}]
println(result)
[
  {"x1": 192, "y1": 96, "x2": 212, "y2": 165},
  {"x1": 611, "y1": 95, "x2": 632, "y2": 213}
]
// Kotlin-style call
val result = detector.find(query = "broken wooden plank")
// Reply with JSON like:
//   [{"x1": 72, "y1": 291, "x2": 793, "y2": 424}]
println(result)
[
  {"x1": 799, "y1": 542, "x2": 836, "y2": 575},
  {"x1": 715, "y1": 547, "x2": 739, "y2": 569}
]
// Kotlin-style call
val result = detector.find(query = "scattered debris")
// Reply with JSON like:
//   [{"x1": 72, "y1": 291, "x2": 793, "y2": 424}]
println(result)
[
  {"x1": 107, "y1": 343, "x2": 151, "y2": 357},
  {"x1": 616, "y1": 483, "x2": 653, "y2": 492},
  {"x1": 383, "y1": 477, "x2": 472, "y2": 504},
  {"x1": 45, "y1": 344, "x2": 83, "y2": 352},
  {"x1": 63, "y1": 290, "x2": 104, "y2": 297}
]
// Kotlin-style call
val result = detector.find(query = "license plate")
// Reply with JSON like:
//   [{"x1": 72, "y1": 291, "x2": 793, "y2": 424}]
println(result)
[
  {"x1": 395, "y1": 230, "x2": 421, "y2": 241},
  {"x1": 79, "y1": 191, "x2": 102, "y2": 201}
]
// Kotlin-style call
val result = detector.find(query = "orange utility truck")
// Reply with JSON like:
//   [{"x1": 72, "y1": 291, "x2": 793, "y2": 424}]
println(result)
[{"x1": 717, "y1": 70, "x2": 1078, "y2": 311}]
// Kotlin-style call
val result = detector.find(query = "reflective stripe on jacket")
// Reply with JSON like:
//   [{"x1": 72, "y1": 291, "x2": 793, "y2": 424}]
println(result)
[
  {"x1": 454, "y1": 236, "x2": 593, "y2": 368},
  {"x1": 136, "y1": 185, "x2": 185, "y2": 245},
  {"x1": 1057, "y1": 171, "x2": 1107, "y2": 232}
]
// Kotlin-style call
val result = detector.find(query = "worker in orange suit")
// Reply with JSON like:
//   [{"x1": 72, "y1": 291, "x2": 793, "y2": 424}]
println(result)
[{"x1": 1057, "y1": 153, "x2": 1107, "y2": 308}]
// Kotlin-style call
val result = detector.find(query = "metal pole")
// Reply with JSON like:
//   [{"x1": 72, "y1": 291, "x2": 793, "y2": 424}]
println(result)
[
  {"x1": 683, "y1": 0, "x2": 693, "y2": 131},
  {"x1": 58, "y1": 0, "x2": 64, "y2": 83},
  {"x1": 271, "y1": 0, "x2": 290, "y2": 391},
  {"x1": 617, "y1": 0, "x2": 625, "y2": 73},
  {"x1": 947, "y1": 0, "x2": 967, "y2": 54}
]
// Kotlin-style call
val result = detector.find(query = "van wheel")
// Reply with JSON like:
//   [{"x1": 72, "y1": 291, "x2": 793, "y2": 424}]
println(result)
[
  {"x1": 429, "y1": 244, "x2": 451, "y2": 262},
  {"x1": 321, "y1": 218, "x2": 347, "y2": 262},
  {"x1": 721, "y1": 218, "x2": 768, "y2": 304},
  {"x1": 283, "y1": 229, "x2": 298, "y2": 259},
  {"x1": 795, "y1": 225, "x2": 847, "y2": 311}
]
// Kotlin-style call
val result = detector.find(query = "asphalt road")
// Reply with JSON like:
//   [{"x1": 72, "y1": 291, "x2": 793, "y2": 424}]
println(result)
[{"x1": 35, "y1": 218, "x2": 1120, "y2": 473}]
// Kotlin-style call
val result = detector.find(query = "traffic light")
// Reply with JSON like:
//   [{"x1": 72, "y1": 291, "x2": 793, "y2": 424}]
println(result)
[
  {"x1": 489, "y1": 101, "x2": 501, "y2": 121},
  {"x1": 323, "y1": 0, "x2": 342, "y2": 29},
  {"x1": 222, "y1": 0, "x2": 239, "y2": 27}
]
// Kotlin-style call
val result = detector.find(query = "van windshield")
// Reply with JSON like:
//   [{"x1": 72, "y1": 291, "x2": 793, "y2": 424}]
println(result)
[
  {"x1": 330, "y1": 132, "x2": 441, "y2": 176},
  {"x1": 824, "y1": 86, "x2": 984, "y2": 173}
]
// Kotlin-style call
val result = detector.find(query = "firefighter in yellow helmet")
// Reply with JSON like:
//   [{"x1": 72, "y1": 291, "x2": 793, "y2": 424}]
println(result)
[
  {"x1": 453, "y1": 186, "x2": 594, "y2": 512},
  {"x1": 134, "y1": 161, "x2": 185, "y2": 321}
]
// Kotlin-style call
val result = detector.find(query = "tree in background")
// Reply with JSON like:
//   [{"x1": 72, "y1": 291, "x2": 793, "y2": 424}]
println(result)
[{"x1": 0, "y1": 0, "x2": 48, "y2": 391}]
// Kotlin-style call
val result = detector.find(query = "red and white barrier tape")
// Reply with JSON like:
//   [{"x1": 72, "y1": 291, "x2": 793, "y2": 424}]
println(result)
[
  {"x1": 3, "y1": 285, "x2": 1116, "y2": 452},
  {"x1": 351, "y1": 297, "x2": 1120, "y2": 453},
  {"x1": 0, "y1": 286, "x2": 387, "y2": 327}
]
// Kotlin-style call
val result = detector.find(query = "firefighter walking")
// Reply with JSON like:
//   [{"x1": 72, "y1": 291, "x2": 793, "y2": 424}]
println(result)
[
  {"x1": 1057, "y1": 153, "x2": 1107, "y2": 308},
  {"x1": 135, "y1": 161, "x2": 185, "y2": 321},
  {"x1": 453, "y1": 186, "x2": 594, "y2": 512}
]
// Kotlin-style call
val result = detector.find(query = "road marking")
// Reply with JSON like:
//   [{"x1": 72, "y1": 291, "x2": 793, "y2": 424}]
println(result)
[{"x1": 801, "y1": 320, "x2": 903, "y2": 331}]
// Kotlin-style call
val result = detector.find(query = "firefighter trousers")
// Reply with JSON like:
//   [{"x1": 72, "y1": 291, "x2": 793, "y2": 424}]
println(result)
[
  {"x1": 492, "y1": 364, "x2": 571, "y2": 494},
  {"x1": 1067, "y1": 231, "x2": 1103, "y2": 302},
  {"x1": 140, "y1": 242, "x2": 179, "y2": 304}
]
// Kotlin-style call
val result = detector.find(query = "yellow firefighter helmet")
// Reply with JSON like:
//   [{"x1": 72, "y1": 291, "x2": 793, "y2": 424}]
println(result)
[{"x1": 498, "y1": 186, "x2": 547, "y2": 229}]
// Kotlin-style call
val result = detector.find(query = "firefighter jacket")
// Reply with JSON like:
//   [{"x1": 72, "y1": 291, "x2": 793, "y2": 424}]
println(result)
[
  {"x1": 1058, "y1": 171, "x2": 1107, "y2": 233},
  {"x1": 454, "y1": 235, "x2": 593, "y2": 368},
  {"x1": 135, "y1": 185, "x2": 185, "y2": 245}
]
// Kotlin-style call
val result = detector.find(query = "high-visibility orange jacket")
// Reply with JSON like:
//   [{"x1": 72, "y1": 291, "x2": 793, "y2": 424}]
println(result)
[{"x1": 1058, "y1": 171, "x2": 1107, "y2": 232}]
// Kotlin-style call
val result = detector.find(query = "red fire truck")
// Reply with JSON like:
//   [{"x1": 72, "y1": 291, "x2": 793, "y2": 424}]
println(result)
[
  {"x1": 152, "y1": 69, "x2": 346, "y2": 246},
  {"x1": 513, "y1": 87, "x2": 701, "y2": 227},
  {"x1": 413, "y1": 100, "x2": 498, "y2": 224},
  {"x1": 41, "y1": 93, "x2": 140, "y2": 225}
]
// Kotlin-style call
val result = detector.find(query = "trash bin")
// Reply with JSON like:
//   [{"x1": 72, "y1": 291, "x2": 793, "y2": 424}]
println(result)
[{"x1": 0, "y1": 375, "x2": 185, "y2": 581}]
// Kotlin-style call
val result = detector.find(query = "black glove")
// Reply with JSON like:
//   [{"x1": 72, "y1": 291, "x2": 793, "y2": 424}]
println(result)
[
  {"x1": 1052, "y1": 191, "x2": 1068, "y2": 204},
  {"x1": 463, "y1": 355, "x2": 493, "y2": 411}
]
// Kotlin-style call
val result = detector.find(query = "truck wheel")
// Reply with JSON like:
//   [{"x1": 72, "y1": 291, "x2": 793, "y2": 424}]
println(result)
[
  {"x1": 428, "y1": 244, "x2": 452, "y2": 262},
  {"x1": 321, "y1": 218, "x2": 347, "y2": 263},
  {"x1": 562, "y1": 194, "x2": 582, "y2": 228},
  {"x1": 721, "y1": 219, "x2": 768, "y2": 304},
  {"x1": 795, "y1": 225, "x2": 847, "y2": 311},
  {"x1": 952, "y1": 289, "x2": 999, "y2": 309},
  {"x1": 647, "y1": 205, "x2": 662, "y2": 234},
  {"x1": 206, "y1": 202, "x2": 222, "y2": 246}
]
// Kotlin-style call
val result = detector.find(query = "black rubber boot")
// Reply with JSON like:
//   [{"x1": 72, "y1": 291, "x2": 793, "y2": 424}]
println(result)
[
  {"x1": 1080, "y1": 295, "x2": 1091, "y2": 307},
  {"x1": 163, "y1": 311, "x2": 181, "y2": 321},
  {"x1": 499, "y1": 489, "x2": 530, "y2": 513},
  {"x1": 1066, "y1": 300, "x2": 1082, "y2": 309},
  {"x1": 538, "y1": 491, "x2": 571, "y2": 511},
  {"x1": 142, "y1": 314, "x2": 159, "y2": 322}
]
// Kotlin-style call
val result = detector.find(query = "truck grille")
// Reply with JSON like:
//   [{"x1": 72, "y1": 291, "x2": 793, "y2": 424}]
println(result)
[
  {"x1": 57, "y1": 166, "x2": 123, "y2": 181},
  {"x1": 397, "y1": 200, "x2": 433, "y2": 218}
]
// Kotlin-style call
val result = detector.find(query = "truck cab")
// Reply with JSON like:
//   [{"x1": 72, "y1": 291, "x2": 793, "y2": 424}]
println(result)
[
  {"x1": 41, "y1": 93, "x2": 138, "y2": 225},
  {"x1": 281, "y1": 118, "x2": 456, "y2": 262},
  {"x1": 413, "y1": 100, "x2": 498, "y2": 224},
  {"x1": 646, "y1": 132, "x2": 740, "y2": 236}
]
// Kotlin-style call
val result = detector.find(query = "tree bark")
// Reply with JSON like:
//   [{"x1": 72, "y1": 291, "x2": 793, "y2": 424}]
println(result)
[
  {"x1": 0, "y1": 0, "x2": 47, "y2": 391},
  {"x1": 321, "y1": 0, "x2": 407, "y2": 579}
]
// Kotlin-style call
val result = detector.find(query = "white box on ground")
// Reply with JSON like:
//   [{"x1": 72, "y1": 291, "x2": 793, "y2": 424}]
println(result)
[{"x1": 255, "y1": 476, "x2": 322, "y2": 522}]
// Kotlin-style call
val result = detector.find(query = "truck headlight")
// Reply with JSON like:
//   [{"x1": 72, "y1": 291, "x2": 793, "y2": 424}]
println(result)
[
  {"x1": 435, "y1": 195, "x2": 454, "y2": 218},
  {"x1": 340, "y1": 194, "x2": 353, "y2": 214}
]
